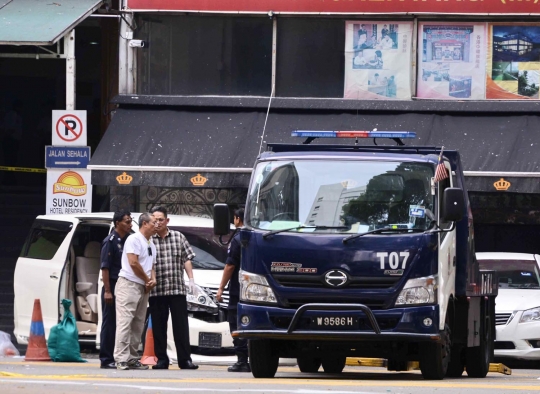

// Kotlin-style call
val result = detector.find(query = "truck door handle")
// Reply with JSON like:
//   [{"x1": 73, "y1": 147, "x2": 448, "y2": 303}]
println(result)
[{"x1": 50, "y1": 274, "x2": 59, "y2": 280}]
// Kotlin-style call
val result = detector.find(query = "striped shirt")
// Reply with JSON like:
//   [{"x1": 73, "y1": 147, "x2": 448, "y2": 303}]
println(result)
[{"x1": 150, "y1": 229, "x2": 195, "y2": 296}]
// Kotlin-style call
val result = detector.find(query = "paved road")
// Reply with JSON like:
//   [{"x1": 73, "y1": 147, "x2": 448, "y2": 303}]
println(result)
[{"x1": 1, "y1": 359, "x2": 539, "y2": 394}]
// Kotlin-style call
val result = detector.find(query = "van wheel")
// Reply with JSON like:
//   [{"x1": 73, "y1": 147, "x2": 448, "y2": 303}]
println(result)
[
  {"x1": 420, "y1": 323, "x2": 451, "y2": 380},
  {"x1": 321, "y1": 355, "x2": 346, "y2": 373},
  {"x1": 466, "y1": 301, "x2": 491, "y2": 378},
  {"x1": 297, "y1": 355, "x2": 321, "y2": 372},
  {"x1": 249, "y1": 340, "x2": 278, "y2": 378}
]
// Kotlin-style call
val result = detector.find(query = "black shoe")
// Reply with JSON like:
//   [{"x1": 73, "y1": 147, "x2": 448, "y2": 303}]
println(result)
[
  {"x1": 179, "y1": 360, "x2": 199, "y2": 370},
  {"x1": 228, "y1": 362, "x2": 251, "y2": 373},
  {"x1": 100, "y1": 362, "x2": 116, "y2": 369},
  {"x1": 152, "y1": 362, "x2": 169, "y2": 370}
]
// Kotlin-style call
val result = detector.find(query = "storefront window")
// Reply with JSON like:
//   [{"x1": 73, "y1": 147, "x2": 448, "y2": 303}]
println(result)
[
  {"x1": 136, "y1": 15, "x2": 273, "y2": 96},
  {"x1": 276, "y1": 18, "x2": 345, "y2": 98}
]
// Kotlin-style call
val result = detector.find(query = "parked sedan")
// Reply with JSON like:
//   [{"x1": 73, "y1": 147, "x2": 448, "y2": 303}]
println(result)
[{"x1": 476, "y1": 252, "x2": 540, "y2": 361}]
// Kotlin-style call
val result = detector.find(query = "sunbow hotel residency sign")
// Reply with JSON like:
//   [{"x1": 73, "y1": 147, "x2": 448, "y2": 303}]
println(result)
[{"x1": 46, "y1": 110, "x2": 92, "y2": 214}]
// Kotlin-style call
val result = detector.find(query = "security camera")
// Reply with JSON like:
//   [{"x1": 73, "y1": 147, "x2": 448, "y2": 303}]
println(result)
[{"x1": 129, "y1": 39, "x2": 145, "y2": 48}]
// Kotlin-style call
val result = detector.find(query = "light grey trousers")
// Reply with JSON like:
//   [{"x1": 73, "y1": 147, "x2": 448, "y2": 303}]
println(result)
[{"x1": 113, "y1": 277, "x2": 149, "y2": 363}]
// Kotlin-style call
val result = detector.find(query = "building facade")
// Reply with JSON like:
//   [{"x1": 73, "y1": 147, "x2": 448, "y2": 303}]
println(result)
[{"x1": 88, "y1": 0, "x2": 540, "y2": 253}]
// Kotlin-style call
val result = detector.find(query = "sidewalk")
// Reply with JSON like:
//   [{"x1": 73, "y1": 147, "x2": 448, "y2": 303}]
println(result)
[{"x1": 2, "y1": 355, "x2": 298, "y2": 367}]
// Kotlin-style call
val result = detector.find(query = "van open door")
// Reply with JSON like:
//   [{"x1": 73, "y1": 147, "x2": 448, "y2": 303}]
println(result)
[{"x1": 13, "y1": 218, "x2": 76, "y2": 344}]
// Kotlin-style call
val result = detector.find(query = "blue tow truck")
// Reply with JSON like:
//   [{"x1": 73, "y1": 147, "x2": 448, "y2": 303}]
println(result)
[{"x1": 214, "y1": 131, "x2": 498, "y2": 380}]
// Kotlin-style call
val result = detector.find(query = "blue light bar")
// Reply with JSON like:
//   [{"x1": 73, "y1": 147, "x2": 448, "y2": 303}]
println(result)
[{"x1": 291, "y1": 130, "x2": 416, "y2": 139}]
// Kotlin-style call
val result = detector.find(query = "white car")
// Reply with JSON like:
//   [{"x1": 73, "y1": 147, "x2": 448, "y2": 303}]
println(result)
[
  {"x1": 476, "y1": 252, "x2": 540, "y2": 361},
  {"x1": 13, "y1": 212, "x2": 233, "y2": 358}
]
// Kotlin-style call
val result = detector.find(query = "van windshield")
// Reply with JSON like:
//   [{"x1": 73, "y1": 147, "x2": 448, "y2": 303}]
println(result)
[{"x1": 246, "y1": 160, "x2": 434, "y2": 234}]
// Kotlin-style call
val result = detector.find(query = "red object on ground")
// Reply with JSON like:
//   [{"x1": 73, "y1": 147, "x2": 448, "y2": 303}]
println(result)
[{"x1": 25, "y1": 299, "x2": 51, "y2": 361}]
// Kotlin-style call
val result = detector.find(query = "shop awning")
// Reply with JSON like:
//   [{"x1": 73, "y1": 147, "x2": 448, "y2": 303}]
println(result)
[
  {"x1": 89, "y1": 106, "x2": 540, "y2": 193},
  {"x1": 0, "y1": 0, "x2": 103, "y2": 45}
]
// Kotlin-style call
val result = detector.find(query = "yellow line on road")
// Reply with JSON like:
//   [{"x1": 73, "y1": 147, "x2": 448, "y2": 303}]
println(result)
[{"x1": 1, "y1": 372, "x2": 540, "y2": 390}]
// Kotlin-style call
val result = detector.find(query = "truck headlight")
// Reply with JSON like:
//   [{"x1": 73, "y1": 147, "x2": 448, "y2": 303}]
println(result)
[
  {"x1": 187, "y1": 282, "x2": 218, "y2": 313},
  {"x1": 519, "y1": 307, "x2": 540, "y2": 323},
  {"x1": 240, "y1": 270, "x2": 277, "y2": 304},
  {"x1": 395, "y1": 275, "x2": 437, "y2": 306}
]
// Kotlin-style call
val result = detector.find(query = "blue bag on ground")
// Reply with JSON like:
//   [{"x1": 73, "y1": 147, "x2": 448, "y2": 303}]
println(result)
[{"x1": 47, "y1": 299, "x2": 86, "y2": 362}]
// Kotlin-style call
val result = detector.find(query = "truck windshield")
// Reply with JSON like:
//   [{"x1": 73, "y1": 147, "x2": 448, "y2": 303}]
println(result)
[{"x1": 246, "y1": 160, "x2": 434, "y2": 234}]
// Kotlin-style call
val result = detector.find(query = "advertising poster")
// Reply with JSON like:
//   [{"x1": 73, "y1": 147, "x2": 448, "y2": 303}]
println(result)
[
  {"x1": 46, "y1": 169, "x2": 92, "y2": 215},
  {"x1": 417, "y1": 23, "x2": 487, "y2": 99},
  {"x1": 487, "y1": 24, "x2": 540, "y2": 99},
  {"x1": 344, "y1": 21, "x2": 413, "y2": 100}
]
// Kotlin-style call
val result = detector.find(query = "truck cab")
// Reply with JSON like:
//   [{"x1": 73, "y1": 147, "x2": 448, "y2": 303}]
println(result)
[{"x1": 214, "y1": 131, "x2": 497, "y2": 380}]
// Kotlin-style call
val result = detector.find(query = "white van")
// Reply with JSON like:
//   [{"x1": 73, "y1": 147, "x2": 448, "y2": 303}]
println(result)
[{"x1": 13, "y1": 212, "x2": 233, "y2": 357}]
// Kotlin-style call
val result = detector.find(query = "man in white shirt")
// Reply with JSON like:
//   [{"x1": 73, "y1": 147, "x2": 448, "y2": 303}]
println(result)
[{"x1": 114, "y1": 212, "x2": 157, "y2": 370}]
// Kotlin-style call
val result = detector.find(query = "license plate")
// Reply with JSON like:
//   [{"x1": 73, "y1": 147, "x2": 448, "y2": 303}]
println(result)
[
  {"x1": 311, "y1": 316, "x2": 358, "y2": 329},
  {"x1": 198, "y1": 332, "x2": 222, "y2": 348}
]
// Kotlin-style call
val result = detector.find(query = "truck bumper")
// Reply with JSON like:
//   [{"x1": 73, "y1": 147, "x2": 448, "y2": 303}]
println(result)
[{"x1": 235, "y1": 302, "x2": 440, "y2": 342}]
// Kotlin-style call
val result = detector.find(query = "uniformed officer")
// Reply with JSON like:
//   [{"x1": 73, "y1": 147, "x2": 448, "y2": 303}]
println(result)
[
  {"x1": 99, "y1": 210, "x2": 132, "y2": 369},
  {"x1": 216, "y1": 208, "x2": 250, "y2": 372}
]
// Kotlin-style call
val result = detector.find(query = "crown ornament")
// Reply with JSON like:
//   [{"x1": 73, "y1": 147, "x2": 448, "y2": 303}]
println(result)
[
  {"x1": 190, "y1": 173, "x2": 207, "y2": 186},
  {"x1": 116, "y1": 172, "x2": 133, "y2": 185},
  {"x1": 493, "y1": 178, "x2": 510, "y2": 191}
]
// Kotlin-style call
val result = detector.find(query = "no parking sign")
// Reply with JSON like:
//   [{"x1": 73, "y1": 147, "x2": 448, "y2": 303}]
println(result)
[{"x1": 52, "y1": 110, "x2": 87, "y2": 146}]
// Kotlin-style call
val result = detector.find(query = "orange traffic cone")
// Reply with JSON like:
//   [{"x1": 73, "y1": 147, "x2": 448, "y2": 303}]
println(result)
[
  {"x1": 25, "y1": 299, "x2": 51, "y2": 361},
  {"x1": 141, "y1": 316, "x2": 157, "y2": 365}
]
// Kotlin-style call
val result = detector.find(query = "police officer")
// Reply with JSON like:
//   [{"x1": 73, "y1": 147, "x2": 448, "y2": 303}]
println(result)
[
  {"x1": 99, "y1": 210, "x2": 132, "y2": 369},
  {"x1": 216, "y1": 208, "x2": 249, "y2": 372}
]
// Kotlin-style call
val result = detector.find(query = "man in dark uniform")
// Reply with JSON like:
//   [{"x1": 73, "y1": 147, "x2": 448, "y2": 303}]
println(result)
[
  {"x1": 99, "y1": 210, "x2": 132, "y2": 369},
  {"x1": 216, "y1": 208, "x2": 249, "y2": 372}
]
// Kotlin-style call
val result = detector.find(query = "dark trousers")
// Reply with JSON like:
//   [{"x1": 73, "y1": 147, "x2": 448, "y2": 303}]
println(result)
[
  {"x1": 99, "y1": 278, "x2": 117, "y2": 365},
  {"x1": 149, "y1": 294, "x2": 192, "y2": 365},
  {"x1": 228, "y1": 307, "x2": 248, "y2": 363}
]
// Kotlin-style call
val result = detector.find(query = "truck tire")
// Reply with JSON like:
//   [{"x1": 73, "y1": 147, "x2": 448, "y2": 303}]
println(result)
[
  {"x1": 419, "y1": 323, "x2": 451, "y2": 380},
  {"x1": 321, "y1": 355, "x2": 346, "y2": 373},
  {"x1": 297, "y1": 356, "x2": 321, "y2": 373},
  {"x1": 466, "y1": 301, "x2": 491, "y2": 378},
  {"x1": 249, "y1": 339, "x2": 279, "y2": 378},
  {"x1": 446, "y1": 345, "x2": 465, "y2": 377}
]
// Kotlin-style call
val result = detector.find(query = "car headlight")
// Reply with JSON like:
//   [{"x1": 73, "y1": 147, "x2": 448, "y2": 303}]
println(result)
[
  {"x1": 240, "y1": 270, "x2": 277, "y2": 304},
  {"x1": 395, "y1": 275, "x2": 438, "y2": 306},
  {"x1": 186, "y1": 282, "x2": 218, "y2": 313},
  {"x1": 519, "y1": 307, "x2": 540, "y2": 323}
]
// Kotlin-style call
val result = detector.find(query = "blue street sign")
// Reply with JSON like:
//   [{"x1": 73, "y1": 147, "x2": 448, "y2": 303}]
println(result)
[{"x1": 45, "y1": 146, "x2": 91, "y2": 169}]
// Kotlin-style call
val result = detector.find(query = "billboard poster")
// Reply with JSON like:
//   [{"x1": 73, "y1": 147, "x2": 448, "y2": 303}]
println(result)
[
  {"x1": 417, "y1": 23, "x2": 487, "y2": 100},
  {"x1": 46, "y1": 169, "x2": 92, "y2": 215},
  {"x1": 344, "y1": 21, "x2": 413, "y2": 100},
  {"x1": 487, "y1": 24, "x2": 540, "y2": 100}
]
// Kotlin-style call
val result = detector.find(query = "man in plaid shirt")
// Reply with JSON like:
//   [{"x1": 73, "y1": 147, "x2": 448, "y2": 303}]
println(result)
[{"x1": 149, "y1": 206, "x2": 199, "y2": 370}]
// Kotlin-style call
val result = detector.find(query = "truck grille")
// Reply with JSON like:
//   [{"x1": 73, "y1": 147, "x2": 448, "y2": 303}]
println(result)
[
  {"x1": 273, "y1": 274, "x2": 400, "y2": 289},
  {"x1": 283, "y1": 298, "x2": 386, "y2": 310},
  {"x1": 495, "y1": 313, "x2": 512, "y2": 326}
]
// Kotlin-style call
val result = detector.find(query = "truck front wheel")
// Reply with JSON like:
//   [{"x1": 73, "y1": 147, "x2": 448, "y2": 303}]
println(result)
[
  {"x1": 321, "y1": 355, "x2": 347, "y2": 373},
  {"x1": 419, "y1": 323, "x2": 451, "y2": 380},
  {"x1": 249, "y1": 339, "x2": 279, "y2": 378}
]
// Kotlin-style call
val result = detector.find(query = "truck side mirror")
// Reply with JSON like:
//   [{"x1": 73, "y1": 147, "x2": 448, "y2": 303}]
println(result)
[
  {"x1": 442, "y1": 188, "x2": 464, "y2": 222},
  {"x1": 213, "y1": 204, "x2": 230, "y2": 236}
]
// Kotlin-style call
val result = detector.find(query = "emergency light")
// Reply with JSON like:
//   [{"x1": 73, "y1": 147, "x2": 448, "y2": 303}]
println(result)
[{"x1": 291, "y1": 130, "x2": 416, "y2": 139}]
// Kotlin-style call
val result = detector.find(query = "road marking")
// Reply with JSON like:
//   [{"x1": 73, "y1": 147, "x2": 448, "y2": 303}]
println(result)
[
  {"x1": 1, "y1": 373, "x2": 540, "y2": 390},
  {"x1": 1, "y1": 380, "x2": 380, "y2": 393}
]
